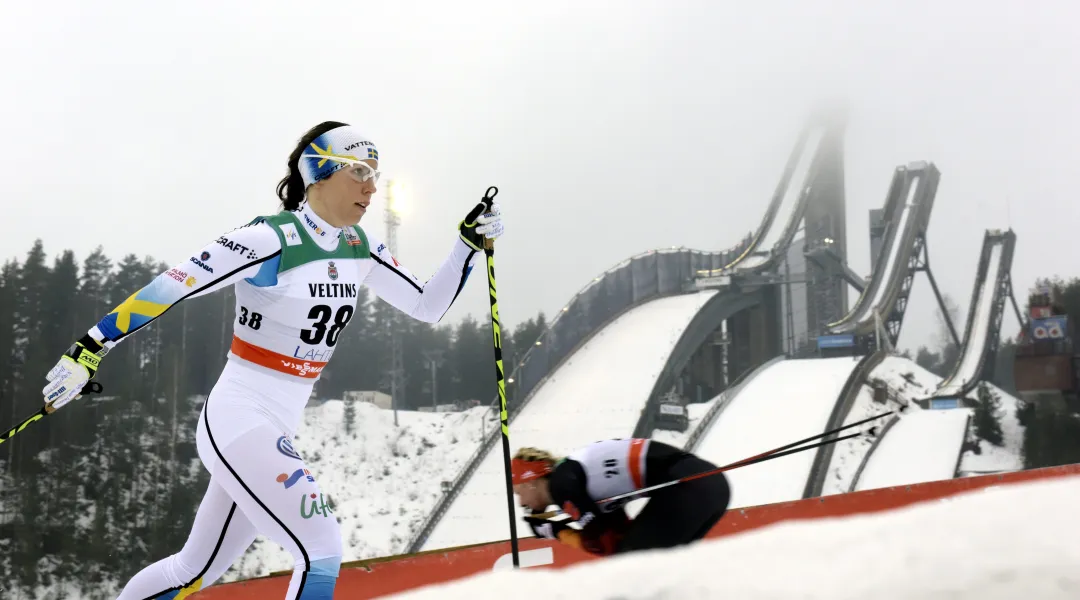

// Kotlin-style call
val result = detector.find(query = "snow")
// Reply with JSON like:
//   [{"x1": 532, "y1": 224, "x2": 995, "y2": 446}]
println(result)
[
  {"x1": 736, "y1": 127, "x2": 824, "y2": 269},
  {"x1": 694, "y1": 357, "x2": 862, "y2": 508},
  {"x1": 419, "y1": 291, "x2": 719, "y2": 551},
  {"x1": 818, "y1": 386, "x2": 897, "y2": 496},
  {"x1": 224, "y1": 401, "x2": 491, "y2": 581},
  {"x1": 833, "y1": 178, "x2": 920, "y2": 332},
  {"x1": 840, "y1": 357, "x2": 1025, "y2": 493},
  {"x1": 855, "y1": 408, "x2": 970, "y2": 491},
  {"x1": 958, "y1": 383, "x2": 1024, "y2": 474},
  {"x1": 877, "y1": 355, "x2": 943, "y2": 395},
  {"x1": 221, "y1": 351, "x2": 1022, "y2": 583},
  {"x1": 937, "y1": 240, "x2": 1004, "y2": 397},
  {"x1": 385, "y1": 474, "x2": 1080, "y2": 600},
  {"x1": 822, "y1": 355, "x2": 941, "y2": 495}
]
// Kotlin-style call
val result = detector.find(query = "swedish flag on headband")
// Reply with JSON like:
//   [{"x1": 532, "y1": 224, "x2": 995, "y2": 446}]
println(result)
[{"x1": 368, "y1": 147, "x2": 379, "y2": 160}]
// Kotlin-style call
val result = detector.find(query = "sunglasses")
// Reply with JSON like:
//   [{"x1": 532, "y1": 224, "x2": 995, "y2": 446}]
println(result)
[{"x1": 302, "y1": 154, "x2": 381, "y2": 184}]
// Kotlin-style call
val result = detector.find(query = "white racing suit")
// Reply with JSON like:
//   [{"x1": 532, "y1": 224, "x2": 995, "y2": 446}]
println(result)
[{"x1": 101, "y1": 202, "x2": 479, "y2": 599}]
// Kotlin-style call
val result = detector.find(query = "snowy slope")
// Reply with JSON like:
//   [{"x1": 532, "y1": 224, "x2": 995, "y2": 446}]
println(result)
[
  {"x1": 826, "y1": 356, "x2": 1024, "y2": 494},
  {"x1": 854, "y1": 409, "x2": 970, "y2": 491},
  {"x1": 818, "y1": 388, "x2": 897, "y2": 496},
  {"x1": 224, "y1": 401, "x2": 490, "y2": 581},
  {"x1": 694, "y1": 357, "x2": 862, "y2": 508},
  {"x1": 420, "y1": 291, "x2": 718, "y2": 551},
  {"x1": 957, "y1": 383, "x2": 1024, "y2": 474},
  {"x1": 822, "y1": 355, "x2": 942, "y2": 495},
  {"x1": 387, "y1": 474, "x2": 1080, "y2": 600}
]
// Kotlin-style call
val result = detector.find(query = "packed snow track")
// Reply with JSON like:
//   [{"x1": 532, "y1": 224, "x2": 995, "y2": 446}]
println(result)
[{"x1": 387, "y1": 475, "x2": 1080, "y2": 600}]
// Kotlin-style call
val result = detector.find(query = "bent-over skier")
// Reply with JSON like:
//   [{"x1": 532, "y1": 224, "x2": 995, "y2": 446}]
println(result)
[{"x1": 512, "y1": 438, "x2": 731, "y2": 556}]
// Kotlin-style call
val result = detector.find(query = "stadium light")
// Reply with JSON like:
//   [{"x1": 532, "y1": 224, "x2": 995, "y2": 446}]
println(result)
[{"x1": 386, "y1": 180, "x2": 408, "y2": 217}]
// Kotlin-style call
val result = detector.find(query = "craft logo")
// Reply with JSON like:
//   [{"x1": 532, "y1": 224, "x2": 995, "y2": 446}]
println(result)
[
  {"x1": 166, "y1": 268, "x2": 188, "y2": 283},
  {"x1": 217, "y1": 236, "x2": 257, "y2": 259},
  {"x1": 301, "y1": 492, "x2": 334, "y2": 519},
  {"x1": 189, "y1": 252, "x2": 214, "y2": 273},
  {"x1": 185, "y1": 276, "x2": 196, "y2": 288},
  {"x1": 304, "y1": 213, "x2": 326, "y2": 237},
  {"x1": 277, "y1": 468, "x2": 315, "y2": 489},
  {"x1": 376, "y1": 243, "x2": 386, "y2": 254},
  {"x1": 276, "y1": 435, "x2": 302, "y2": 461},
  {"x1": 328, "y1": 261, "x2": 339, "y2": 280}
]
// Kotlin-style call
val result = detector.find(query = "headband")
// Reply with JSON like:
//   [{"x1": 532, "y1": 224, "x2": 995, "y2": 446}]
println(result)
[
  {"x1": 511, "y1": 458, "x2": 553, "y2": 485},
  {"x1": 298, "y1": 125, "x2": 379, "y2": 187}
]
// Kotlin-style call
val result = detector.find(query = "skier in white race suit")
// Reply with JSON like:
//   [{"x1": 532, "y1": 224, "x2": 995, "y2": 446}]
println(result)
[{"x1": 41, "y1": 121, "x2": 505, "y2": 599}]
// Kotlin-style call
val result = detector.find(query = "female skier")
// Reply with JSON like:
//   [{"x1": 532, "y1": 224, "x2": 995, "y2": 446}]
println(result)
[
  {"x1": 512, "y1": 438, "x2": 730, "y2": 556},
  {"x1": 41, "y1": 121, "x2": 504, "y2": 599}
]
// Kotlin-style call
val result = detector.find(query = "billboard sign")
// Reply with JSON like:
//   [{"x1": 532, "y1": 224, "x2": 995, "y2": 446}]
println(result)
[
  {"x1": 1032, "y1": 316, "x2": 1068, "y2": 340},
  {"x1": 817, "y1": 334, "x2": 856, "y2": 349}
]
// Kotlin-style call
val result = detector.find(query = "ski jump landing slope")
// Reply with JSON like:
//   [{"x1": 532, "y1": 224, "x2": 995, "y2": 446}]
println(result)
[
  {"x1": 693, "y1": 357, "x2": 863, "y2": 508},
  {"x1": 853, "y1": 409, "x2": 970, "y2": 492},
  {"x1": 419, "y1": 291, "x2": 718, "y2": 551}
]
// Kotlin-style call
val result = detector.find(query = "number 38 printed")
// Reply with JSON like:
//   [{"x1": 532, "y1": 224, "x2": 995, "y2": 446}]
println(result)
[
  {"x1": 300, "y1": 304, "x2": 354, "y2": 347},
  {"x1": 239, "y1": 307, "x2": 262, "y2": 330}
]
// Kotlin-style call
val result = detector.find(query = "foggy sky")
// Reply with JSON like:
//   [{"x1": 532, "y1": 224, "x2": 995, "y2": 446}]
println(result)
[{"x1": 2, "y1": 0, "x2": 1078, "y2": 354}]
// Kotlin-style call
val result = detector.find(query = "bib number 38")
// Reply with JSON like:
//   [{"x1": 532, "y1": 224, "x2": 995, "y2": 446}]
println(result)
[{"x1": 300, "y1": 304, "x2": 354, "y2": 347}]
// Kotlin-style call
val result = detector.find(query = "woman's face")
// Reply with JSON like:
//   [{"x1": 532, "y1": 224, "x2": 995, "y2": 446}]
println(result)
[{"x1": 310, "y1": 159, "x2": 379, "y2": 227}]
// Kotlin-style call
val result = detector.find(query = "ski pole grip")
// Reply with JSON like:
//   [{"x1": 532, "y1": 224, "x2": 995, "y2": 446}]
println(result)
[{"x1": 483, "y1": 186, "x2": 499, "y2": 251}]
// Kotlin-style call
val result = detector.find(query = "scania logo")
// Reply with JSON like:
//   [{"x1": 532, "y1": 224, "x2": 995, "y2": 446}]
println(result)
[{"x1": 189, "y1": 255, "x2": 214, "y2": 273}]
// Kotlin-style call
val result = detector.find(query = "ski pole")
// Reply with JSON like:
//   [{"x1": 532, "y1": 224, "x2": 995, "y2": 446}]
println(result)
[
  {"x1": 531, "y1": 429, "x2": 873, "y2": 521},
  {"x1": 480, "y1": 186, "x2": 520, "y2": 568},
  {"x1": 595, "y1": 410, "x2": 894, "y2": 508},
  {"x1": 715, "y1": 409, "x2": 895, "y2": 474},
  {"x1": 0, "y1": 381, "x2": 103, "y2": 446},
  {"x1": 717, "y1": 430, "x2": 867, "y2": 471}
]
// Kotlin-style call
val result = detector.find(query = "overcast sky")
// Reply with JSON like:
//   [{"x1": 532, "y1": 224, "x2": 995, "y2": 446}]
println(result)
[{"x1": 1, "y1": 0, "x2": 1078, "y2": 355}]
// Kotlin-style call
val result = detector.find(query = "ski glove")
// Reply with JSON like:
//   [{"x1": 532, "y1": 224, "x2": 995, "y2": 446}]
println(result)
[
  {"x1": 43, "y1": 334, "x2": 105, "y2": 409},
  {"x1": 523, "y1": 515, "x2": 571, "y2": 540},
  {"x1": 458, "y1": 200, "x2": 504, "y2": 252}
]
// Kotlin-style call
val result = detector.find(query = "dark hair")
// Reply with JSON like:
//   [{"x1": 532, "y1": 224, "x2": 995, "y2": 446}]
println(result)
[{"x1": 276, "y1": 120, "x2": 349, "y2": 211}]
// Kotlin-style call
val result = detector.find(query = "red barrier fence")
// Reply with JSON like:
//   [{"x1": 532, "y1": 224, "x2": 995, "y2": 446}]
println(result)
[{"x1": 196, "y1": 464, "x2": 1080, "y2": 599}]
